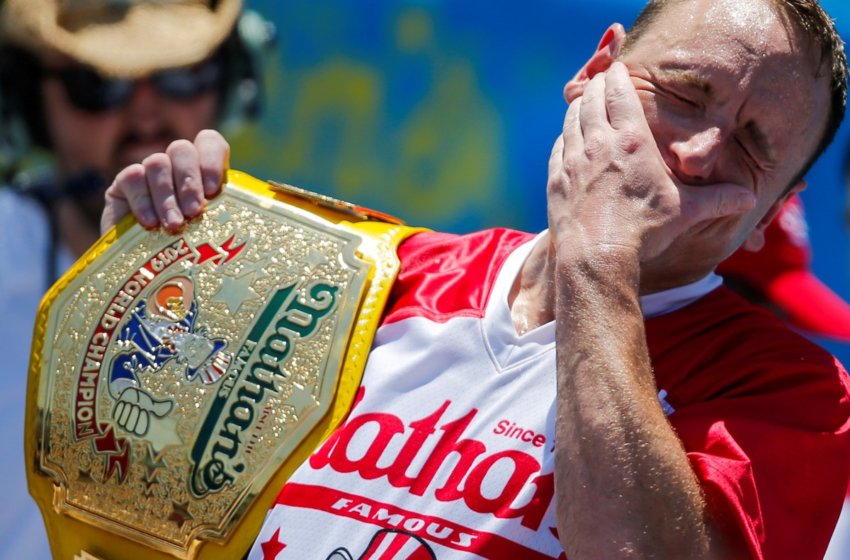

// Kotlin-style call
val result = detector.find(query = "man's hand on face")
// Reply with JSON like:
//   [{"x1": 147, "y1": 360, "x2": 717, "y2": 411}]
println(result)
[
  {"x1": 547, "y1": 62, "x2": 757, "y2": 264},
  {"x1": 101, "y1": 129, "x2": 231, "y2": 234}
]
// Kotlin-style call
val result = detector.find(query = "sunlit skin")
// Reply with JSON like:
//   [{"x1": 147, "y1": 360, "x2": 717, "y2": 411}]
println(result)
[
  {"x1": 514, "y1": 0, "x2": 829, "y2": 321},
  {"x1": 99, "y1": 0, "x2": 836, "y2": 557},
  {"x1": 513, "y1": 0, "x2": 831, "y2": 557},
  {"x1": 40, "y1": 51, "x2": 218, "y2": 255}
]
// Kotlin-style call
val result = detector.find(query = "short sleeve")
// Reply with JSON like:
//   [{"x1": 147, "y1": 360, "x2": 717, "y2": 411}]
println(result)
[{"x1": 669, "y1": 362, "x2": 850, "y2": 560}]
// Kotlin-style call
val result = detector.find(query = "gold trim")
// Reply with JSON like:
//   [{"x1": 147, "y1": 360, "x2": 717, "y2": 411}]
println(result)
[{"x1": 27, "y1": 170, "x2": 427, "y2": 560}]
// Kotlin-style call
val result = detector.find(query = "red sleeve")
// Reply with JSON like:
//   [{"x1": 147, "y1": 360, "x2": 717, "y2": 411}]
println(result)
[
  {"x1": 668, "y1": 358, "x2": 850, "y2": 560},
  {"x1": 383, "y1": 228, "x2": 533, "y2": 325}
]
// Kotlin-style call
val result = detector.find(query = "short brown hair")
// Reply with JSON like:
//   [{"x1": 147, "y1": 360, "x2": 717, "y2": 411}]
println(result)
[{"x1": 623, "y1": 0, "x2": 848, "y2": 189}]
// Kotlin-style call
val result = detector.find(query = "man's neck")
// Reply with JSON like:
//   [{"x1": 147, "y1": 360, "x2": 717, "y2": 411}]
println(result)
[
  {"x1": 508, "y1": 232, "x2": 712, "y2": 335},
  {"x1": 508, "y1": 233, "x2": 557, "y2": 336}
]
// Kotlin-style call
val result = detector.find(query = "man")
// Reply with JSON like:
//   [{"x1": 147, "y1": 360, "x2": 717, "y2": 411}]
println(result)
[
  {"x1": 101, "y1": 0, "x2": 850, "y2": 558},
  {"x1": 0, "y1": 0, "x2": 267, "y2": 557}
]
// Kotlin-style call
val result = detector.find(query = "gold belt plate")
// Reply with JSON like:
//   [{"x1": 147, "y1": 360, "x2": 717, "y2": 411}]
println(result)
[{"x1": 26, "y1": 170, "x2": 424, "y2": 559}]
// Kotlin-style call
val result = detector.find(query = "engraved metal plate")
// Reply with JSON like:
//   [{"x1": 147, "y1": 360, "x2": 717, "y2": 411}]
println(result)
[{"x1": 33, "y1": 180, "x2": 374, "y2": 556}]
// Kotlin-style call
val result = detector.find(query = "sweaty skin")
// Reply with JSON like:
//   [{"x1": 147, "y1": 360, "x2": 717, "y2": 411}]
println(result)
[
  {"x1": 509, "y1": 0, "x2": 829, "y2": 557},
  {"x1": 100, "y1": 0, "x2": 832, "y2": 557}
]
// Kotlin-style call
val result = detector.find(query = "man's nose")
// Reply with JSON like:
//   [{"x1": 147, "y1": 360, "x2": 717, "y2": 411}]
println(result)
[
  {"x1": 668, "y1": 127, "x2": 724, "y2": 183},
  {"x1": 125, "y1": 80, "x2": 164, "y2": 132}
]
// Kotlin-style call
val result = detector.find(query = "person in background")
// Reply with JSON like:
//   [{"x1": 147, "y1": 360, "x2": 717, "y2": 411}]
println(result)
[
  {"x1": 716, "y1": 194, "x2": 850, "y2": 560},
  {"x1": 0, "y1": 1, "x2": 271, "y2": 557},
  {"x1": 717, "y1": 194, "x2": 850, "y2": 342}
]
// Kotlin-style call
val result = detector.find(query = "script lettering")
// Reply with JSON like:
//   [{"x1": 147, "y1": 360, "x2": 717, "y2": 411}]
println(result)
[{"x1": 190, "y1": 281, "x2": 339, "y2": 496}]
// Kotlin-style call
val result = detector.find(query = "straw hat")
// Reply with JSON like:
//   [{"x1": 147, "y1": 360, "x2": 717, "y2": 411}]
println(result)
[{"x1": 0, "y1": 0, "x2": 243, "y2": 77}]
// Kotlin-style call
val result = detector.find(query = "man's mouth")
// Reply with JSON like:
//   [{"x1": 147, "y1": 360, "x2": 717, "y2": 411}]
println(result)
[
  {"x1": 117, "y1": 139, "x2": 173, "y2": 169},
  {"x1": 114, "y1": 130, "x2": 180, "y2": 173}
]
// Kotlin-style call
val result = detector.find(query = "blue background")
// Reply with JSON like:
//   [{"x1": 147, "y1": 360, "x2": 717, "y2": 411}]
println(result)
[{"x1": 233, "y1": 0, "x2": 850, "y2": 361}]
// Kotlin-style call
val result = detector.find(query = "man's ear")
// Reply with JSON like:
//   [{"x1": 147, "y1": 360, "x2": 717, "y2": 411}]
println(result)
[
  {"x1": 563, "y1": 24, "x2": 627, "y2": 103},
  {"x1": 741, "y1": 181, "x2": 807, "y2": 252}
]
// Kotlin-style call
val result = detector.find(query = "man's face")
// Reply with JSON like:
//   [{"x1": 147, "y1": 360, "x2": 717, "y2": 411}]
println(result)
[
  {"x1": 40, "y1": 52, "x2": 220, "y2": 181},
  {"x1": 573, "y1": 0, "x2": 832, "y2": 286}
]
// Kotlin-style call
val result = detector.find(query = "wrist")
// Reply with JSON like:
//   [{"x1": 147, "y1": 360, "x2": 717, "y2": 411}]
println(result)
[
  {"x1": 552, "y1": 237, "x2": 642, "y2": 311},
  {"x1": 553, "y1": 234, "x2": 641, "y2": 277}
]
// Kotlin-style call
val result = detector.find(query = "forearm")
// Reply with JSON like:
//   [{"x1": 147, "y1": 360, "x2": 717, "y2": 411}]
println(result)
[{"x1": 552, "y1": 244, "x2": 722, "y2": 559}]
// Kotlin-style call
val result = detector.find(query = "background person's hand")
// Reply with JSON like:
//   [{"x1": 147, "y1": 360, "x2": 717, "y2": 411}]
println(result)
[
  {"x1": 101, "y1": 129, "x2": 231, "y2": 234},
  {"x1": 546, "y1": 62, "x2": 757, "y2": 263}
]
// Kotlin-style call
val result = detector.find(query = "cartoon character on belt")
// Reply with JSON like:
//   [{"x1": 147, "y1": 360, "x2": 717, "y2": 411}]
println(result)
[{"x1": 107, "y1": 275, "x2": 231, "y2": 436}]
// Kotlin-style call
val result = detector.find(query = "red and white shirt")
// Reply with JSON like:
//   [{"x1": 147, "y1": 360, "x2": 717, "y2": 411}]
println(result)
[{"x1": 249, "y1": 229, "x2": 850, "y2": 560}]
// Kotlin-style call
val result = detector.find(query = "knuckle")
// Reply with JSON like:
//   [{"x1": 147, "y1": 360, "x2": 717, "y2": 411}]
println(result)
[
  {"x1": 110, "y1": 165, "x2": 144, "y2": 195},
  {"x1": 607, "y1": 83, "x2": 630, "y2": 101},
  {"x1": 142, "y1": 152, "x2": 170, "y2": 173},
  {"x1": 546, "y1": 174, "x2": 568, "y2": 201},
  {"x1": 104, "y1": 181, "x2": 121, "y2": 199},
  {"x1": 583, "y1": 133, "x2": 607, "y2": 158},
  {"x1": 195, "y1": 128, "x2": 219, "y2": 142},
  {"x1": 176, "y1": 174, "x2": 198, "y2": 194},
  {"x1": 616, "y1": 127, "x2": 645, "y2": 154},
  {"x1": 166, "y1": 138, "x2": 194, "y2": 156},
  {"x1": 117, "y1": 163, "x2": 145, "y2": 182}
]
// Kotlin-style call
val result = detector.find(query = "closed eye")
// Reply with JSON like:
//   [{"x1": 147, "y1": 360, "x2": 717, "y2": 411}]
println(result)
[
  {"x1": 735, "y1": 136, "x2": 758, "y2": 165},
  {"x1": 737, "y1": 123, "x2": 777, "y2": 171},
  {"x1": 658, "y1": 85, "x2": 702, "y2": 109}
]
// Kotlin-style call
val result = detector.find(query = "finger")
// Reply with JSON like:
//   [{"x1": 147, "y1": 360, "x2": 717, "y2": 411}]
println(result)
[
  {"x1": 118, "y1": 402, "x2": 133, "y2": 426},
  {"x1": 194, "y1": 129, "x2": 230, "y2": 197},
  {"x1": 104, "y1": 164, "x2": 158, "y2": 230},
  {"x1": 126, "y1": 404, "x2": 139, "y2": 432},
  {"x1": 548, "y1": 134, "x2": 566, "y2": 179},
  {"x1": 113, "y1": 402, "x2": 125, "y2": 423},
  {"x1": 560, "y1": 98, "x2": 583, "y2": 161},
  {"x1": 137, "y1": 411, "x2": 149, "y2": 435},
  {"x1": 101, "y1": 193, "x2": 130, "y2": 235},
  {"x1": 167, "y1": 139, "x2": 204, "y2": 218},
  {"x1": 134, "y1": 417, "x2": 146, "y2": 437},
  {"x1": 680, "y1": 182, "x2": 757, "y2": 222},
  {"x1": 143, "y1": 153, "x2": 184, "y2": 231},
  {"x1": 579, "y1": 73, "x2": 608, "y2": 138},
  {"x1": 605, "y1": 62, "x2": 646, "y2": 132}
]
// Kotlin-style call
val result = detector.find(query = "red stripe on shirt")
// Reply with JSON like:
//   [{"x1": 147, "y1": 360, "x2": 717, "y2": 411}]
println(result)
[{"x1": 274, "y1": 483, "x2": 559, "y2": 560}]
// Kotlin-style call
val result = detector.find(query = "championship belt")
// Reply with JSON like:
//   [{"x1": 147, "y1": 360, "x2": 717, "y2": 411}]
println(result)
[{"x1": 26, "y1": 170, "x2": 426, "y2": 560}]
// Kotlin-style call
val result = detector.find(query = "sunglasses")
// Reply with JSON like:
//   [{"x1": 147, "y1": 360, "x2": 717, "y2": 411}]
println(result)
[{"x1": 42, "y1": 56, "x2": 225, "y2": 113}]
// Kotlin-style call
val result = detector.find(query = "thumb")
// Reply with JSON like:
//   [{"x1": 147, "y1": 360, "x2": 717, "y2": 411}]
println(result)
[
  {"x1": 101, "y1": 195, "x2": 131, "y2": 235},
  {"x1": 149, "y1": 398, "x2": 174, "y2": 418},
  {"x1": 680, "y1": 182, "x2": 757, "y2": 223}
]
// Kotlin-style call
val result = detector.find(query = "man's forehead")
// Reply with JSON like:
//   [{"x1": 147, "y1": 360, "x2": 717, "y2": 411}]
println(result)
[
  {"x1": 643, "y1": 0, "x2": 805, "y2": 59},
  {"x1": 701, "y1": 0, "x2": 781, "y2": 37},
  {"x1": 634, "y1": 0, "x2": 829, "y2": 111}
]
